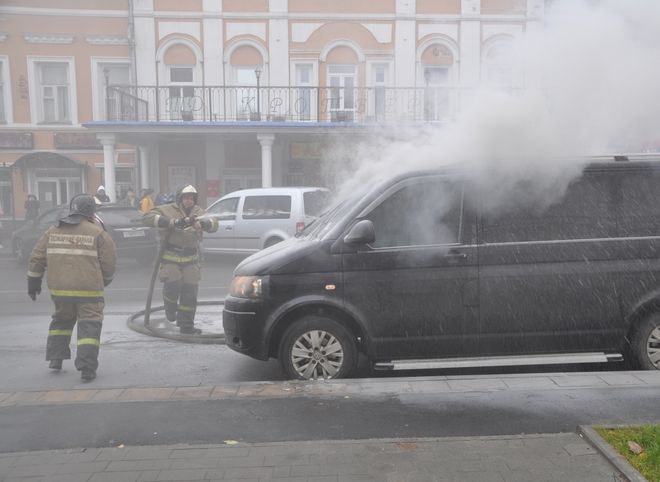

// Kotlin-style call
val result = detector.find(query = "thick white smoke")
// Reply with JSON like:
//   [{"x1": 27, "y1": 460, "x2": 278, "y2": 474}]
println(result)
[{"x1": 327, "y1": 0, "x2": 660, "y2": 211}]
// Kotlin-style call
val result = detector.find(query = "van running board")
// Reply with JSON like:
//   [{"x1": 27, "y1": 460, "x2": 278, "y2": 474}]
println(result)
[{"x1": 374, "y1": 352, "x2": 624, "y2": 371}]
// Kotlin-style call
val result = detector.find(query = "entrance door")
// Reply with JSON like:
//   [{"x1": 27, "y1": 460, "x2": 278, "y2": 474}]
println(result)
[
  {"x1": 341, "y1": 176, "x2": 479, "y2": 360},
  {"x1": 38, "y1": 181, "x2": 58, "y2": 211}
]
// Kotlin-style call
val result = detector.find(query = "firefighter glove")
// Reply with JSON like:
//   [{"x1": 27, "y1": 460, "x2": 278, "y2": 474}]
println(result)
[
  {"x1": 199, "y1": 218, "x2": 212, "y2": 231},
  {"x1": 173, "y1": 217, "x2": 188, "y2": 229},
  {"x1": 27, "y1": 276, "x2": 42, "y2": 301}
]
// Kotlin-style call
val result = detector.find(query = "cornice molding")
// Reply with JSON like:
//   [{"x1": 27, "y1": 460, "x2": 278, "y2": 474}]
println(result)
[
  {"x1": 24, "y1": 33, "x2": 74, "y2": 44},
  {"x1": 86, "y1": 35, "x2": 129, "y2": 46}
]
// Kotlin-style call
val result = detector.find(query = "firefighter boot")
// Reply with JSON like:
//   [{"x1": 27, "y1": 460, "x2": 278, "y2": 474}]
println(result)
[
  {"x1": 180, "y1": 326, "x2": 202, "y2": 335},
  {"x1": 81, "y1": 369, "x2": 96, "y2": 382},
  {"x1": 49, "y1": 359, "x2": 62, "y2": 370}
]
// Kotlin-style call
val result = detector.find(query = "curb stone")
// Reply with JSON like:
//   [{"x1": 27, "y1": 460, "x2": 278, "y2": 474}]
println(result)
[{"x1": 578, "y1": 425, "x2": 648, "y2": 482}]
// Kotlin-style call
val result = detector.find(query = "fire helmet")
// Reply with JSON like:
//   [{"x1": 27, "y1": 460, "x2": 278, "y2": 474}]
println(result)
[
  {"x1": 176, "y1": 185, "x2": 198, "y2": 205},
  {"x1": 60, "y1": 194, "x2": 98, "y2": 225}
]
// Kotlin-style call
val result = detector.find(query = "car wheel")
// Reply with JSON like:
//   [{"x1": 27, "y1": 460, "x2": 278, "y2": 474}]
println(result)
[
  {"x1": 264, "y1": 237, "x2": 283, "y2": 248},
  {"x1": 279, "y1": 315, "x2": 358, "y2": 380},
  {"x1": 632, "y1": 313, "x2": 660, "y2": 370},
  {"x1": 13, "y1": 238, "x2": 26, "y2": 265}
]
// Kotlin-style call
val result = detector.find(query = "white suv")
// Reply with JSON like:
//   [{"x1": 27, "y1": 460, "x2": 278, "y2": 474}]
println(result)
[{"x1": 202, "y1": 187, "x2": 330, "y2": 255}]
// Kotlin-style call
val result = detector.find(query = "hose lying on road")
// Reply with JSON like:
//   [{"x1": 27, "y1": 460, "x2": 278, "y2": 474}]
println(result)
[{"x1": 127, "y1": 300, "x2": 226, "y2": 345}]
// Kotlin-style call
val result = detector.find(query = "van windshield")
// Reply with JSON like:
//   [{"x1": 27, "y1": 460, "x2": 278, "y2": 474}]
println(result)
[{"x1": 301, "y1": 195, "x2": 357, "y2": 240}]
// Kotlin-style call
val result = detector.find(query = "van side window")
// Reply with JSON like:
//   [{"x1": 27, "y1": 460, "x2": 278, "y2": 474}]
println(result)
[
  {"x1": 365, "y1": 179, "x2": 463, "y2": 248},
  {"x1": 207, "y1": 197, "x2": 239, "y2": 220},
  {"x1": 618, "y1": 170, "x2": 660, "y2": 237},
  {"x1": 242, "y1": 195, "x2": 292, "y2": 220},
  {"x1": 480, "y1": 173, "x2": 616, "y2": 243}
]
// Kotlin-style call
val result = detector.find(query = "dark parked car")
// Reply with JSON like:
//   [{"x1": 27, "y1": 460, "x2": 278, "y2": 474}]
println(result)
[
  {"x1": 223, "y1": 156, "x2": 660, "y2": 380},
  {"x1": 12, "y1": 204, "x2": 157, "y2": 265}
]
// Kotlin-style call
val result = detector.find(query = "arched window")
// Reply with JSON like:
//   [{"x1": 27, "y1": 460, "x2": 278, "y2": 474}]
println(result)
[
  {"x1": 420, "y1": 42, "x2": 456, "y2": 121},
  {"x1": 225, "y1": 40, "x2": 268, "y2": 120},
  {"x1": 321, "y1": 41, "x2": 364, "y2": 122},
  {"x1": 158, "y1": 39, "x2": 202, "y2": 120},
  {"x1": 482, "y1": 39, "x2": 516, "y2": 89}
]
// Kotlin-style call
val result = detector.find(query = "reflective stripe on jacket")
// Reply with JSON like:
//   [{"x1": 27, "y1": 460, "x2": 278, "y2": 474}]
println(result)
[
  {"x1": 28, "y1": 219, "x2": 117, "y2": 302},
  {"x1": 143, "y1": 203, "x2": 218, "y2": 254}
]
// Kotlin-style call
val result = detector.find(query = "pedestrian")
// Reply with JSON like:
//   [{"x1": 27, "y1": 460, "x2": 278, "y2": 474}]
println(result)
[
  {"x1": 27, "y1": 194, "x2": 117, "y2": 382},
  {"x1": 94, "y1": 186, "x2": 110, "y2": 203},
  {"x1": 24, "y1": 194, "x2": 40, "y2": 221},
  {"x1": 139, "y1": 188, "x2": 155, "y2": 213},
  {"x1": 143, "y1": 185, "x2": 218, "y2": 334},
  {"x1": 123, "y1": 188, "x2": 138, "y2": 208}
]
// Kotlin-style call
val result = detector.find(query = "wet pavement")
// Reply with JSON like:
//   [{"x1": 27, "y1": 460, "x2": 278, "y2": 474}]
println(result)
[{"x1": 1, "y1": 371, "x2": 659, "y2": 481}]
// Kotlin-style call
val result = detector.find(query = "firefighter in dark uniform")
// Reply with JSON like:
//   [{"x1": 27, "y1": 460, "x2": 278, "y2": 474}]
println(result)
[
  {"x1": 27, "y1": 194, "x2": 117, "y2": 382},
  {"x1": 143, "y1": 185, "x2": 218, "y2": 334}
]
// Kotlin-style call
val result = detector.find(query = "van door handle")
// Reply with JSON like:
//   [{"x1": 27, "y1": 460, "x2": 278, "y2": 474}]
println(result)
[{"x1": 224, "y1": 226, "x2": 233, "y2": 230}]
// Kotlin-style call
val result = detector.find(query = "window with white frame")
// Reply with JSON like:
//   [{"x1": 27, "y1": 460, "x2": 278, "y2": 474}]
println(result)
[
  {"x1": 372, "y1": 63, "x2": 388, "y2": 120},
  {"x1": 37, "y1": 62, "x2": 70, "y2": 123},
  {"x1": 295, "y1": 64, "x2": 313, "y2": 120},
  {"x1": 168, "y1": 66, "x2": 195, "y2": 120},
  {"x1": 328, "y1": 65, "x2": 356, "y2": 121},
  {"x1": 232, "y1": 68, "x2": 260, "y2": 120},
  {"x1": 96, "y1": 62, "x2": 130, "y2": 120},
  {"x1": 0, "y1": 62, "x2": 5, "y2": 122}
]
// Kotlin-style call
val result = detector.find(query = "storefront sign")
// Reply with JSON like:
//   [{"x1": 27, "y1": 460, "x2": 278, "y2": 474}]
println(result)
[
  {"x1": 54, "y1": 132, "x2": 102, "y2": 150},
  {"x1": 0, "y1": 132, "x2": 33, "y2": 149},
  {"x1": 290, "y1": 142, "x2": 322, "y2": 160}
]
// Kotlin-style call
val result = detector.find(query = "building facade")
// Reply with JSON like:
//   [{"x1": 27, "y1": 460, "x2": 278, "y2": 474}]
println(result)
[{"x1": 0, "y1": 0, "x2": 542, "y2": 221}]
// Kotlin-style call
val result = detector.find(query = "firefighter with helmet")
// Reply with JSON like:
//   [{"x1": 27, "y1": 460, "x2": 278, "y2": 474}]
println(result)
[
  {"x1": 143, "y1": 185, "x2": 218, "y2": 334},
  {"x1": 27, "y1": 194, "x2": 117, "y2": 382}
]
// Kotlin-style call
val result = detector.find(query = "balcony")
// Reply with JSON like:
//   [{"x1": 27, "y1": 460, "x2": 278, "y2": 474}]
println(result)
[{"x1": 104, "y1": 85, "x2": 470, "y2": 124}]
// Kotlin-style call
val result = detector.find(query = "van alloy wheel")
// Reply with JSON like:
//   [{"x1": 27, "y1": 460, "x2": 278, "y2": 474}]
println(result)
[
  {"x1": 645, "y1": 325, "x2": 660, "y2": 369},
  {"x1": 279, "y1": 315, "x2": 358, "y2": 380},
  {"x1": 632, "y1": 314, "x2": 660, "y2": 370}
]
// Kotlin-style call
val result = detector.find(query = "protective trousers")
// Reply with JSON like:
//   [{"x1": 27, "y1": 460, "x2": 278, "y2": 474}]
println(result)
[
  {"x1": 46, "y1": 301, "x2": 104, "y2": 371},
  {"x1": 159, "y1": 261, "x2": 201, "y2": 330}
]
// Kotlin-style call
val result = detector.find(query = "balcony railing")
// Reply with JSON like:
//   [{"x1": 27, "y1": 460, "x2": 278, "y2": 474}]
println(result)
[{"x1": 105, "y1": 85, "x2": 481, "y2": 124}]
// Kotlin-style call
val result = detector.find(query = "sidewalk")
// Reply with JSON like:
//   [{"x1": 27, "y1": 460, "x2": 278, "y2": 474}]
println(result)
[
  {"x1": 3, "y1": 371, "x2": 659, "y2": 481},
  {"x1": 0, "y1": 433, "x2": 623, "y2": 482}
]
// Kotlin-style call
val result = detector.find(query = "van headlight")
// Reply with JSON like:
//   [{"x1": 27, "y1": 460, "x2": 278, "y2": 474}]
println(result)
[{"x1": 230, "y1": 276, "x2": 266, "y2": 298}]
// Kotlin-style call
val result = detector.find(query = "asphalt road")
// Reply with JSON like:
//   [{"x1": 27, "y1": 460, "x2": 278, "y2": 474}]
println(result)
[{"x1": 0, "y1": 253, "x2": 241, "y2": 317}]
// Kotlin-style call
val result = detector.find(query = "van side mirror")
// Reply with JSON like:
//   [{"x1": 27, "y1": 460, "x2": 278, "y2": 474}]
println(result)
[{"x1": 343, "y1": 220, "x2": 375, "y2": 245}]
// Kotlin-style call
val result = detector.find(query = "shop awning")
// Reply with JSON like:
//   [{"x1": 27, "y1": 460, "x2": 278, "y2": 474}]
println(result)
[{"x1": 11, "y1": 152, "x2": 86, "y2": 169}]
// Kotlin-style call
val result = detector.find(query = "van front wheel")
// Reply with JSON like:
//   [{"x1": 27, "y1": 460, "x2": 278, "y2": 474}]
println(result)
[
  {"x1": 279, "y1": 315, "x2": 357, "y2": 380},
  {"x1": 632, "y1": 313, "x2": 660, "y2": 370}
]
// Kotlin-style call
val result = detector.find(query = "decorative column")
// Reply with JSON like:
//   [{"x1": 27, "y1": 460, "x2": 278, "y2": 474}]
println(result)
[
  {"x1": 97, "y1": 134, "x2": 117, "y2": 202},
  {"x1": 257, "y1": 134, "x2": 275, "y2": 188},
  {"x1": 138, "y1": 145, "x2": 150, "y2": 190}
]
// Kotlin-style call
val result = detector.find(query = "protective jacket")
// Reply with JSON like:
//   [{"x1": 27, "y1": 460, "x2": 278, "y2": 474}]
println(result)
[
  {"x1": 28, "y1": 219, "x2": 117, "y2": 302},
  {"x1": 143, "y1": 202, "x2": 218, "y2": 255}
]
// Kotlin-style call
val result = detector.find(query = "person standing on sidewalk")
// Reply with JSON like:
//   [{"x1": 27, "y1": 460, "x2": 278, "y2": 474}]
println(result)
[
  {"x1": 142, "y1": 185, "x2": 218, "y2": 334},
  {"x1": 139, "y1": 188, "x2": 155, "y2": 213},
  {"x1": 27, "y1": 194, "x2": 116, "y2": 382}
]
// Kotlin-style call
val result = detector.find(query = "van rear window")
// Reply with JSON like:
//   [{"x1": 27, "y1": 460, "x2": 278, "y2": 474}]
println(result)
[
  {"x1": 242, "y1": 195, "x2": 292, "y2": 219},
  {"x1": 303, "y1": 190, "x2": 331, "y2": 217}
]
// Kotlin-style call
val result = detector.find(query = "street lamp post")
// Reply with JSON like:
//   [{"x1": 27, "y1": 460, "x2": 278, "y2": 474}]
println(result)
[{"x1": 254, "y1": 66, "x2": 262, "y2": 121}]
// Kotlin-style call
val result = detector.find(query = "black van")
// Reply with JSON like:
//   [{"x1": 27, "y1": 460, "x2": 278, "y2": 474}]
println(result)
[{"x1": 223, "y1": 157, "x2": 660, "y2": 380}]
